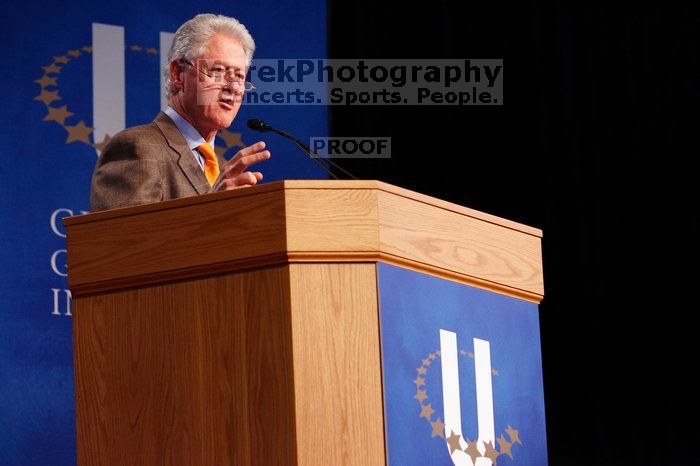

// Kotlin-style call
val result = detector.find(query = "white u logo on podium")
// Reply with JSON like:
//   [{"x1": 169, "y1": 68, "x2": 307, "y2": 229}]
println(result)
[{"x1": 439, "y1": 329, "x2": 495, "y2": 466}]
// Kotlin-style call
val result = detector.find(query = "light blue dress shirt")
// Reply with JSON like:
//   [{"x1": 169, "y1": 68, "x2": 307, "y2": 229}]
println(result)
[{"x1": 164, "y1": 106, "x2": 216, "y2": 170}]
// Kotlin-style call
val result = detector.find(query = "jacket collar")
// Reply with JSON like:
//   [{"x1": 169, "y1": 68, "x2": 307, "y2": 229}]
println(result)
[{"x1": 153, "y1": 111, "x2": 210, "y2": 195}]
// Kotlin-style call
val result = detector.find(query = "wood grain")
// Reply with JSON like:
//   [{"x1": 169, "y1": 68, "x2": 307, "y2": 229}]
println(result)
[
  {"x1": 66, "y1": 180, "x2": 543, "y2": 301},
  {"x1": 376, "y1": 189, "x2": 544, "y2": 297},
  {"x1": 73, "y1": 266, "x2": 297, "y2": 465},
  {"x1": 284, "y1": 188, "x2": 379, "y2": 252},
  {"x1": 288, "y1": 263, "x2": 386, "y2": 465},
  {"x1": 67, "y1": 189, "x2": 287, "y2": 289}
]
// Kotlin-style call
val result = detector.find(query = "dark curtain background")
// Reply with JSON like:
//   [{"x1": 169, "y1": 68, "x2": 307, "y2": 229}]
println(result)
[{"x1": 329, "y1": 3, "x2": 698, "y2": 465}]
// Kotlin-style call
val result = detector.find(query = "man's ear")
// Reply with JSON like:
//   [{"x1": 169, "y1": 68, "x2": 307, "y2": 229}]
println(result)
[{"x1": 169, "y1": 61, "x2": 183, "y2": 93}]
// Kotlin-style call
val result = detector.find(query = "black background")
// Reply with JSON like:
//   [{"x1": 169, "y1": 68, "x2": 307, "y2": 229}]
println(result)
[{"x1": 329, "y1": 4, "x2": 698, "y2": 465}]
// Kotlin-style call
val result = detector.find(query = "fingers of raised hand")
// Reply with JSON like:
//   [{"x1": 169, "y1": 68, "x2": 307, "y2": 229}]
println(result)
[{"x1": 219, "y1": 171, "x2": 263, "y2": 190}]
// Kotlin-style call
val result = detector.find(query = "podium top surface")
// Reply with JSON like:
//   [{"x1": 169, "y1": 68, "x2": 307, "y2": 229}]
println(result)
[{"x1": 65, "y1": 180, "x2": 544, "y2": 302}]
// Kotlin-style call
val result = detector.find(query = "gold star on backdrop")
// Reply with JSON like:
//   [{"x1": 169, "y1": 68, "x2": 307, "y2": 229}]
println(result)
[
  {"x1": 428, "y1": 353, "x2": 437, "y2": 361},
  {"x1": 483, "y1": 440, "x2": 500, "y2": 465},
  {"x1": 146, "y1": 48, "x2": 158, "y2": 54},
  {"x1": 459, "y1": 349, "x2": 466, "y2": 356},
  {"x1": 129, "y1": 44, "x2": 143, "y2": 51},
  {"x1": 464, "y1": 439, "x2": 481, "y2": 464},
  {"x1": 214, "y1": 145, "x2": 228, "y2": 158},
  {"x1": 413, "y1": 376, "x2": 425, "y2": 387},
  {"x1": 506, "y1": 425, "x2": 521, "y2": 444},
  {"x1": 53, "y1": 55, "x2": 69, "y2": 64},
  {"x1": 93, "y1": 134, "x2": 112, "y2": 152},
  {"x1": 497, "y1": 435, "x2": 513, "y2": 459},
  {"x1": 417, "y1": 367, "x2": 427, "y2": 375},
  {"x1": 430, "y1": 417, "x2": 445, "y2": 438},
  {"x1": 43, "y1": 105, "x2": 74, "y2": 125},
  {"x1": 34, "y1": 90, "x2": 61, "y2": 105},
  {"x1": 419, "y1": 403, "x2": 434, "y2": 421},
  {"x1": 414, "y1": 389, "x2": 427, "y2": 403},
  {"x1": 446, "y1": 430, "x2": 463, "y2": 454},
  {"x1": 65, "y1": 121, "x2": 93, "y2": 144},
  {"x1": 492, "y1": 369, "x2": 499, "y2": 376},
  {"x1": 42, "y1": 64, "x2": 61, "y2": 74},
  {"x1": 67, "y1": 49, "x2": 81, "y2": 57},
  {"x1": 35, "y1": 75, "x2": 57, "y2": 87},
  {"x1": 422, "y1": 358, "x2": 431, "y2": 366},
  {"x1": 81, "y1": 46, "x2": 92, "y2": 52},
  {"x1": 219, "y1": 129, "x2": 245, "y2": 148}
]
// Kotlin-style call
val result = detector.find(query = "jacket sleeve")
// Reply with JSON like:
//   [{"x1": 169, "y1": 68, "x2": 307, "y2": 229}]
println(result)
[{"x1": 89, "y1": 131, "x2": 164, "y2": 212}]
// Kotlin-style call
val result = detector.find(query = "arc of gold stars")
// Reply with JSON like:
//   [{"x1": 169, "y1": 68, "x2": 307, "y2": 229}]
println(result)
[
  {"x1": 413, "y1": 347, "x2": 521, "y2": 463},
  {"x1": 430, "y1": 417, "x2": 445, "y2": 439},
  {"x1": 65, "y1": 121, "x2": 93, "y2": 144},
  {"x1": 496, "y1": 434, "x2": 514, "y2": 459},
  {"x1": 483, "y1": 440, "x2": 500, "y2": 465},
  {"x1": 446, "y1": 430, "x2": 462, "y2": 455},
  {"x1": 36, "y1": 44, "x2": 246, "y2": 156},
  {"x1": 43, "y1": 105, "x2": 74, "y2": 125},
  {"x1": 464, "y1": 439, "x2": 481, "y2": 463}
]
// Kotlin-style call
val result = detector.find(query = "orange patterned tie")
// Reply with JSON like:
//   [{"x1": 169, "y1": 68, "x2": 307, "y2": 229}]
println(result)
[{"x1": 196, "y1": 142, "x2": 220, "y2": 186}]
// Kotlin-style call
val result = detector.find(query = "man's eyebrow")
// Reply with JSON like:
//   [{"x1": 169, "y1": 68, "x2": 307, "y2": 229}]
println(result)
[
  {"x1": 213, "y1": 64, "x2": 245, "y2": 73},
  {"x1": 196, "y1": 58, "x2": 241, "y2": 68}
]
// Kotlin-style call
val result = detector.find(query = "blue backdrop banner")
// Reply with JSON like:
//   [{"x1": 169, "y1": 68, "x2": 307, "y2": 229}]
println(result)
[{"x1": 0, "y1": 1, "x2": 327, "y2": 464}]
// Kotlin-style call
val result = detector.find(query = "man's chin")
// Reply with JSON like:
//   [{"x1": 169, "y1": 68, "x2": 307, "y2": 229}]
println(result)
[{"x1": 213, "y1": 109, "x2": 239, "y2": 129}]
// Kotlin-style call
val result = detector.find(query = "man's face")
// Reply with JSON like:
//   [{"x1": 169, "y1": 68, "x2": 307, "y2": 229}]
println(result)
[{"x1": 181, "y1": 34, "x2": 247, "y2": 134}]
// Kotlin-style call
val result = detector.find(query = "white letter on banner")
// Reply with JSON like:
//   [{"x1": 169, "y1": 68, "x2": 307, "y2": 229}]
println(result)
[
  {"x1": 50, "y1": 208, "x2": 73, "y2": 238},
  {"x1": 92, "y1": 23, "x2": 125, "y2": 157},
  {"x1": 440, "y1": 330, "x2": 496, "y2": 465},
  {"x1": 160, "y1": 31, "x2": 175, "y2": 111},
  {"x1": 50, "y1": 250, "x2": 67, "y2": 277},
  {"x1": 51, "y1": 288, "x2": 72, "y2": 316}
]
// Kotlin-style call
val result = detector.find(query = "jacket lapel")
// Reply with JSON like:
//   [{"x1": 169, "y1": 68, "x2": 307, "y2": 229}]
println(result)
[{"x1": 153, "y1": 112, "x2": 211, "y2": 195}]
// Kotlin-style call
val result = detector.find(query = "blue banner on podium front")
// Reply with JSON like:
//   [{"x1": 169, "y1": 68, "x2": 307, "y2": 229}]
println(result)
[{"x1": 377, "y1": 263, "x2": 548, "y2": 465}]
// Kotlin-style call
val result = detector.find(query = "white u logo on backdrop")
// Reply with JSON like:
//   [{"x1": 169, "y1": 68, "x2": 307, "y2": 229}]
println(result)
[
  {"x1": 91, "y1": 23, "x2": 174, "y2": 156},
  {"x1": 440, "y1": 329, "x2": 495, "y2": 466}
]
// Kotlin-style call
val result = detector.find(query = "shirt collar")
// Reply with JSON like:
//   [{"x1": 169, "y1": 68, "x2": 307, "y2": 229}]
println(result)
[{"x1": 164, "y1": 106, "x2": 216, "y2": 150}]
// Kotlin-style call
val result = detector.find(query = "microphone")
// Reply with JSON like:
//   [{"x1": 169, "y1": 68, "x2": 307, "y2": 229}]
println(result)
[
  {"x1": 247, "y1": 119, "x2": 271, "y2": 133},
  {"x1": 246, "y1": 119, "x2": 356, "y2": 180}
]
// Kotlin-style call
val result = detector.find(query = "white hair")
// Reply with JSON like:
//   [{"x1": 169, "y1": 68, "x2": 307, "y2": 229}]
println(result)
[{"x1": 164, "y1": 13, "x2": 255, "y2": 98}]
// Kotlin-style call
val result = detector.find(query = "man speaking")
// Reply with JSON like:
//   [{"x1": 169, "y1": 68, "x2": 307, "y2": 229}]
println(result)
[{"x1": 90, "y1": 13, "x2": 270, "y2": 212}]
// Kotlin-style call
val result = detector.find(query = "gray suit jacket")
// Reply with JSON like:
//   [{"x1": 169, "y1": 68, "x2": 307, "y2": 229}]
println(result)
[{"x1": 90, "y1": 112, "x2": 227, "y2": 212}]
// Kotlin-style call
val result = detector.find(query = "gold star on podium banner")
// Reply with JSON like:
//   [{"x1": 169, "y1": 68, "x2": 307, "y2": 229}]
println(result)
[
  {"x1": 483, "y1": 440, "x2": 500, "y2": 465},
  {"x1": 497, "y1": 434, "x2": 513, "y2": 459},
  {"x1": 446, "y1": 430, "x2": 462, "y2": 454},
  {"x1": 419, "y1": 404, "x2": 434, "y2": 421},
  {"x1": 464, "y1": 439, "x2": 480, "y2": 464},
  {"x1": 430, "y1": 417, "x2": 445, "y2": 438},
  {"x1": 506, "y1": 425, "x2": 521, "y2": 444}
]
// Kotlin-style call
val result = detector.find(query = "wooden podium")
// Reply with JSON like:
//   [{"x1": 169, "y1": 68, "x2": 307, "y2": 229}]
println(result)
[{"x1": 65, "y1": 180, "x2": 544, "y2": 466}]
